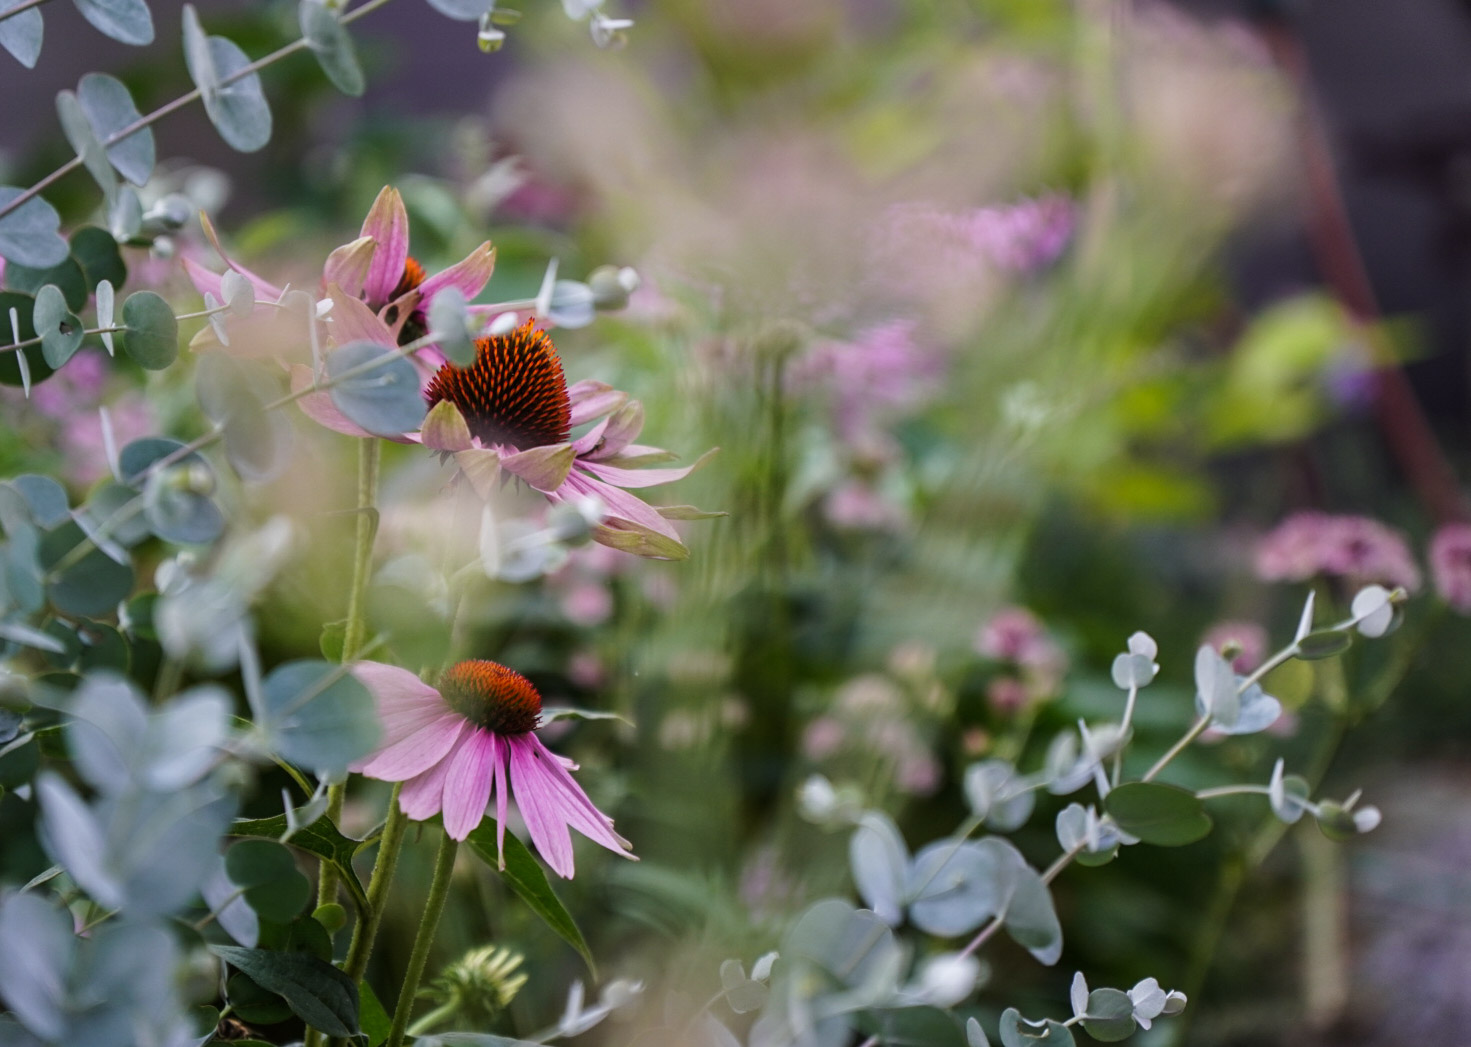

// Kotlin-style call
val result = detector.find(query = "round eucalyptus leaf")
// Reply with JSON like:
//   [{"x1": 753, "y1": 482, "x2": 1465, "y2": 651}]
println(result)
[
  {"x1": 225, "y1": 971, "x2": 293, "y2": 1026},
  {"x1": 0, "y1": 292, "x2": 53, "y2": 388},
  {"x1": 326, "y1": 340, "x2": 427, "y2": 436},
  {"x1": 424, "y1": 0, "x2": 495, "y2": 19},
  {"x1": 119, "y1": 435, "x2": 202, "y2": 485},
  {"x1": 1080, "y1": 988, "x2": 1136, "y2": 1042},
  {"x1": 299, "y1": 0, "x2": 365, "y2": 96},
  {"x1": 0, "y1": 893, "x2": 74, "y2": 1041},
  {"x1": 143, "y1": 470, "x2": 225, "y2": 545},
  {"x1": 0, "y1": 3, "x2": 44, "y2": 69},
  {"x1": 998, "y1": 1009, "x2": 1074, "y2": 1047},
  {"x1": 1314, "y1": 801, "x2": 1359, "y2": 842},
  {"x1": 184, "y1": 18, "x2": 273, "y2": 153},
  {"x1": 426, "y1": 285, "x2": 475, "y2": 366},
  {"x1": 259, "y1": 660, "x2": 380, "y2": 775},
  {"x1": 226, "y1": 839, "x2": 312, "y2": 923},
  {"x1": 906, "y1": 839, "x2": 1012, "y2": 937},
  {"x1": 121, "y1": 290, "x2": 178, "y2": 369},
  {"x1": 37, "y1": 519, "x2": 134, "y2": 616},
  {"x1": 76, "y1": 621, "x2": 130, "y2": 674},
  {"x1": 76, "y1": 74, "x2": 154, "y2": 185},
  {"x1": 849, "y1": 812, "x2": 908, "y2": 926},
  {"x1": 71, "y1": 0, "x2": 154, "y2": 45},
  {"x1": 69, "y1": 225, "x2": 127, "y2": 291},
  {"x1": 80, "y1": 482, "x2": 151, "y2": 547},
  {"x1": 33, "y1": 284, "x2": 83, "y2": 368},
  {"x1": 783, "y1": 898, "x2": 903, "y2": 1004},
  {"x1": 0, "y1": 187, "x2": 69, "y2": 269},
  {"x1": 1003, "y1": 864, "x2": 1062, "y2": 965},
  {"x1": 55, "y1": 89, "x2": 116, "y2": 199},
  {"x1": 1104, "y1": 781, "x2": 1212, "y2": 847},
  {"x1": 11, "y1": 474, "x2": 70, "y2": 528}
]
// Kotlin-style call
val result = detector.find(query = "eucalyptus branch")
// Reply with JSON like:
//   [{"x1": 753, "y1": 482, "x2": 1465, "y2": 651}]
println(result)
[{"x1": 0, "y1": 0, "x2": 400, "y2": 226}]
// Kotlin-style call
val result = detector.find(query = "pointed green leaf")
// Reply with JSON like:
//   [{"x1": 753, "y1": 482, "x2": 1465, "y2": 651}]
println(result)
[{"x1": 209, "y1": 945, "x2": 358, "y2": 1037}]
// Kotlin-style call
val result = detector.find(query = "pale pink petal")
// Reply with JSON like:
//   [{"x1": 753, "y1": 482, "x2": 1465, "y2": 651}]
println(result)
[
  {"x1": 418, "y1": 242, "x2": 496, "y2": 302},
  {"x1": 196, "y1": 213, "x2": 284, "y2": 301},
  {"x1": 501, "y1": 443, "x2": 575, "y2": 493},
  {"x1": 578, "y1": 454, "x2": 709, "y2": 490},
  {"x1": 568, "y1": 381, "x2": 626, "y2": 427},
  {"x1": 351, "y1": 661, "x2": 443, "y2": 711},
  {"x1": 327, "y1": 287, "x2": 398, "y2": 347},
  {"x1": 453, "y1": 447, "x2": 504, "y2": 498},
  {"x1": 360, "y1": 187, "x2": 410, "y2": 306},
  {"x1": 442, "y1": 730, "x2": 499, "y2": 840},
  {"x1": 359, "y1": 712, "x2": 467, "y2": 782},
  {"x1": 397, "y1": 734, "x2": 466, "y2": 820},
  {"x1": 518, "y1": 734, "x2": 631, "y2": 852},
  {"x1": 562, "y1": 473, "x2": 681, "y2": 540},
  {"x1": 493, "y1": 741, "x2": 509, "y2": 866},
  {"x1": 182, "y1": 256, "x2": 226, "y2": 303},
  {"x1": 508, "y1": 736, "x2": 576, "y2": 877},
  {"x1": 322, "y1": 237, "x2": 376, "y2": 299},
  {"x1": 570, "y1": 416, "x2": 611, "y2": 456},
  {"x1": 585, "y1": 400, "x2": 646, "y2": 459}
]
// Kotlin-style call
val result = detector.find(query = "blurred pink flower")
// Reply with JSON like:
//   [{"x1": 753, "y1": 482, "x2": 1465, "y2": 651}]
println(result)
[
  {"x1": 1201, "y1": 620, "x2": 1268, "y2": 673},
  {"x1": 985, "y1": 675, "x2": 1031, "y2": 714},
  {"x1": 62, "y1": 393, "x2": 155, "y2": 486},
  {"x1": 975, "y1": 606, "x2": 1063, "y2": 668},
  {"x1": 823, "y1": 482, "x2": 907, "y2": 532},
  {"x1": 351, "y1": 658, "x2": 634, "y2": 877},
  {"x1": 1256, "y1": 512, "x2": 1421, "y2": 591},
  {"x1": 1430, "y1": 523, "x2": 1471, "y2": 614},
  {"x1": 884, "y1": 194, "x2": 1075, "y2": 278},
  {"x1": 895, "y1": 752, "x2": 941, "y2": 796},
  {"x1": 802, "y1": 717, "x2": 846, "y2": 760},
  {"x1": 31, "y1": 350, "x2": 108, "y2": 419},
  {"x1": 790, "y1": 320, "x2": 945, "y2": 439}
]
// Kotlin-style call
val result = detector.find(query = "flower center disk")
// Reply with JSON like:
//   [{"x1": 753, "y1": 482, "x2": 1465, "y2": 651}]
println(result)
[
  {"x1": 424, "y1": 320, "x2": 571, "y2": 449},
  {"x1": 439, "y1": 659, "x2": 543, "y2": 734}
]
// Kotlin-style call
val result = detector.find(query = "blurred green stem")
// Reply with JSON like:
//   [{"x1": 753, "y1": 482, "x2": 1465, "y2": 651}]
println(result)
[
  {"x1": 387, "y1": 830, "x2": 459, "y2": 1047},
  {"x1": 319, "y1": 439, "x2": 381, "y2": 911},
  {"x1": 323, "y1": 787, "x2": 409, "y2": 1047}
]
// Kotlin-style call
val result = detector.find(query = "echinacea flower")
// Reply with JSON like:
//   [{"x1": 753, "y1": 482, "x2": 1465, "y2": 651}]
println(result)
[
  {"x1": 183, "y1": 185, "x2": 495, "y2": 360},
  {"x1": 351, "y1": 658, "x2": 633, "y2": 877},
  {"x1": 295, "y1": 302, "x2": 715, "y2": 558}
]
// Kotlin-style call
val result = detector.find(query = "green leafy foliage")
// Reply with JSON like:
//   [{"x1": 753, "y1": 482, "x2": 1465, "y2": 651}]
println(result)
[
  {"x1": 210, "y1": 945, "x2": 359, "y2": 1037},
  {"x1": 1104, "y1": 781, "x2": 1213, "y2": 847},
  {"x1": 230, "y1": 812, "x2": 369, "y2": 912}
]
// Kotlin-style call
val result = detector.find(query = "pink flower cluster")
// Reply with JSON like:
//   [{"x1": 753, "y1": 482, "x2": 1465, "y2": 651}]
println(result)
[
  {"x1": 1430, "y1": 523, "x2": 1471, "y2": 614},
  {"x1": 974, "y1": 606, "x2": 1068, "y2": 710},
  {"x1": 885, "y1": 194, "x2": 1076, "y2": 276},
  {"x1": 1255, "y1": 512, "x2": 1421, "y2": 592}
]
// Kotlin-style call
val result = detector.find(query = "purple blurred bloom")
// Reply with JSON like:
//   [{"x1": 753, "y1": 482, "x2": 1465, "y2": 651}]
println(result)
[
  {"x1": 1256, "y1": 512, "x2": 1421, "y2": 591},
  {"x1": 30, "y1": 350, "x2": 109, "y2": 420},
  {"x1": 1201, "y1": 620, "x2": 1268, "y2": 673},
  {"x1": 885, "y1": 194, "x2": 1076, "y2": 276},
  {"x1": 1430, "y1": 523, "x2": 1471, "y2": 614},
  {"x1": 790, "y1": 320, "x2": 944, "y2": 439}
]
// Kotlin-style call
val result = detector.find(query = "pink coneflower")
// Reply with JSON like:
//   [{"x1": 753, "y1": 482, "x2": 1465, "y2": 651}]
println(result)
[
  {"x1": 1429, "y1": 523, "x2": 1471, "y2": 614},
  {"x1": 351, "y1": 659, "x2": 634, "y2": 878}
]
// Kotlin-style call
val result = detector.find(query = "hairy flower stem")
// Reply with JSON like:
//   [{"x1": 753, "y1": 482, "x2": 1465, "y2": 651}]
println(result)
[
  {"x1": 387, "y1": 831, "x2": 460, "y2": 1047},
  {"x1": 318, "y1": 439, "x2": 381, "y2": 911},
  {"x1": 320, "y1": 787, "x2": 409, "y2": 1047}
]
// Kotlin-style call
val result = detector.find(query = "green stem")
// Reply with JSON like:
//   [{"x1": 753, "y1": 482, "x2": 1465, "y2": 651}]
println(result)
[
  {"x1": 318, "y1": 439, "x2": 381, "y2": 911},
  {"x1": 387, "y1": 830, "x2": 459, "y2": 1047},
  {"x1": 323, "y1": 789, "x2": 410, "y2": 1047}
]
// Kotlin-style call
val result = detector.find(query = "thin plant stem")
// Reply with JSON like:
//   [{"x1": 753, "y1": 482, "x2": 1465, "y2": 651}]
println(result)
[
  {"x1": 319, "y1": 439, "x2": 382, "y2": 909},
  {"x1": 323, "y1": 787, "x2": 410, "y2": 1047},
  {"x1": 0, "y1": 0, "x2": 49, "y2": 24},
  {"x1": 1, "y1": 325, "x2": 126, "y2": 355},
  {"x1": 386, "y1": 830, "x2": 460, "y2": 1047}
]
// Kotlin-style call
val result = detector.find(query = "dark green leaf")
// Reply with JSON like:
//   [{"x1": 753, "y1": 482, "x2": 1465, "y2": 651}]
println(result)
[
  {"x1": 1104, "y1": 781, "x2": 1213, "y2": 846},
  {"x1": 121, "y1": 290, "x2": 178, "y2": 369},
  {"x1": 0, "y1": 292, "x2": 53, "y2": 388},
  {"x1": 1296, "y1": 630, "x2": 1352, "y2": 661},
  {"x1": 32, "y1": 284, "x2": 82, "y2": 368},
  {"x1": 998, "y1": 1009, "x2": 1075, "y2": 1047},
  {"x1": 225, "y1": 970, "x2": 294, "y2": 1026},
  {"x1": 465, "y1": 820, "x2": 595, "y2": 974},
  {"x1": 118, "y1": 436, "x2": 199, "y2": 484},
  {"x1": 1080, "y1": 988, "x2": 1135, "y2": 1042},
  {"x1": 358, "y1": 979, "x2": 391, "y2": 1047},
  {"x1": 226, "y1": 839, "x2": 312, "y2": 923},
  {"x1": 69, "y1": 226, "x2": 127, "y2": 290},
  {"x1": 231, "y1": 812, "x2": 369, "y2": 912},
  {"x1": 5, "y1": 257, "x2": 87, "y2": 311},
  {"x1": 210, "y1": 945, "x2": 359, "y2": 1037},
  {"x1": 76, "y1": 621, "x2": 130, "y2": 673},
  {"x1": 37, "y1": 519, "x2": 134, "y2": 616}
]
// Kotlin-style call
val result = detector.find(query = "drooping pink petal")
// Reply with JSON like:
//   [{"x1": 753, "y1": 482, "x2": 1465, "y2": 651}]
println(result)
[
  {"x1": 587, "y1": 400, "x2": 646, "y2": 459},
  {"x1": 561, "y1": 472, "x2": 682, "y2": 540},
  {"x1": 453, "y1": 448, "x2": 504, "y2": 498},
  {"x1": 398, "y1": 736, "x2": 463, "y2": 820},
  {"x1": 508, "y1": 736, "x2": 576, "y2": 878},
  {"x1": 568, "y1": 380, "x2": 627, "y2": 428},
  {"x1": 196, "y1": 213, "x2": 284, "y2": 301},
  {"x1": 358, "y1": 712, "x2": 467, "y2": 782},
  {"x1": 571, "y1": 416, "x2": 611, "y2": 456},
  {"x1": 322, "y1": 236, "x2": 377, "y2": 299},
  {"x1": 578, "y1": 451, "x2": 712, "y2": 489},
  {"x1": 417, "y1": 242, "x2": 497, "y2": 303},
  {"x1": 360, "y1": 186, "x2": 410, "y2": 306},
  {"x1": 442, "y1": 729, "x2": 499, "y2": 840},
  {"x1": 493, "y1": 741, "x2": 510, "y2": 867},
  {"x1": 501, "y1": 443, "x2": 576, "y2": 493},
  {"x1": 517, "y1": 735, "x2": 632, "y2": 852}
]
